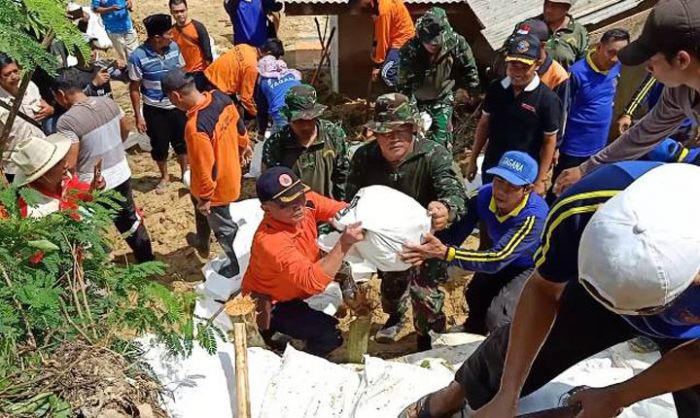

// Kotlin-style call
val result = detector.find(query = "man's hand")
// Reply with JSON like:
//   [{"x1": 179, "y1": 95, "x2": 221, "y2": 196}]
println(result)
[
  {"x1": 533, "y1": 180, "x2": 546, "y2": 197},
  {"x1": 616, "y1": 114, "x2": 632, "y2": 135},
  {"x1": 371, "y1": 67, "x2": 380, "y2": 82},
  {"x1": 197, "y1": 199, "x2": 212, "y2": 216},
  {"x1": 428, "y1": 201, "x2": 449, "y2": 231},
  {"x1": 567, "y1": 386, "x2": 625, "y2": 418},
  {"x1": 553, "y1": 166, "x2": 583, "y2": 196},
  {"x1": 90, "y1": 175, "x2": 106, "y2": 191},
  {"x1": 400, "y1": 232, "x2": 447, "y2": 266},
  {"x1": 115, "y1": 59, "x2": 127, "y2": 69},
  {"x1": 240, "y1": 145, "x2": 253, "y2": 167},
  {"x1": 135, "y1": 115, "x2": 147, "y2": 133},
  {"x1": 472, "y1": 394, "x2": 518, "y2": 418},
  {"x1": 340, "y1": 222, "x2": 365, "y2": 249},
  {"x1": 34, "y1": 100, "x2": 54, "y2": 122},
  {"x1": 466, "y1": 158, "x2": 478, "y2": 182},
  {"x1": 93, "y1": 68, "x2": 111, "y2": 87}
]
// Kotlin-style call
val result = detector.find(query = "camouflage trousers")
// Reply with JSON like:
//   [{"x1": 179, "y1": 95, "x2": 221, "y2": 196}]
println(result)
[
  {"x1": 418, "y1": 100, "x2": 454, "y2": 150},
  {"x1": 379, "y1": 260, "x2": 448, "y2": 336}
]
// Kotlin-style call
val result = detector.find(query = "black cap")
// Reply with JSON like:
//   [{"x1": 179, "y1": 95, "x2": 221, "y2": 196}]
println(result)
[
  {"x1": 256, "y1": 167, "x2": 309, "y2": 203},
  {"x1": 506, "y1": 34, "x2": 541, "y2": 65},
  {"x1": 619, "y1": 0, "x2": 700, "y2": 66},
  {"x1": 143, "y1": 13, "x2": 173, "y2": 38},
  {"x1": 514, "y1": 19, "x2": 549, "y2": 43},
  {"x1": 162, "y1": 68, "x2": 194, "y2": 94}
]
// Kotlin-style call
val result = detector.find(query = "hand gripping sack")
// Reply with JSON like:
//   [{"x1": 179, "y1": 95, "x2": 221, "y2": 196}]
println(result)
[{"x1": 333, "y1": 185, "x2": 431, "y2": 278}]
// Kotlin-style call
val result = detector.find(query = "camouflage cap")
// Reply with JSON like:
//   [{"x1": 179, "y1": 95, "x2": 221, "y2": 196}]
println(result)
[
  {"x1": 281, "y1": 84, "x2": 327, "y2": 121},
  {"x1": 416, "y1": 7, "x2": 451, "y2": 46},
  {"x1": 365, "y1": 93, "x2": 421, "y2": 134}
]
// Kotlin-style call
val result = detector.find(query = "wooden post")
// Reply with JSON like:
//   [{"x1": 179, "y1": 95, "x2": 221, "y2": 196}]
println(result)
[
  {"x1": 345, "y1": 315, "x2": 371, "y2": 364},
  {"x1": 233, "y1": 323, "x2": 251, "y2": 418}
]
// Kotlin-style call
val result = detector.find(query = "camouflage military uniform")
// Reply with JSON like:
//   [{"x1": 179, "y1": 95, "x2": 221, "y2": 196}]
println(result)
[
  {"x1": 348, "y1": 93, "x2": 467, "y2": 337},
  {"x1": 262, "y1": 85, "x2": 350, "y2": 201},
  {"x1": 531, "y1": 13, "x2": 588, "y2": 69},
  {"x1": 397, "y1": 7, "x2": 480, "y2": 149}
]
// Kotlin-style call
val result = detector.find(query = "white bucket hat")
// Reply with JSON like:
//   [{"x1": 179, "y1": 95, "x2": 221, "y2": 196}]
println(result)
[
  {"x1": 578, "y1": 163, "x2": 700, "y2": 315},
  {"x1": 11, "y1": 134, "x2": 72, "y2": 186}
]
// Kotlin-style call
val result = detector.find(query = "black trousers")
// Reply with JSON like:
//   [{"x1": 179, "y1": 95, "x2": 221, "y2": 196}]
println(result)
[
  {"x1": 265, "y1": 299, "x2": 342, "y2": 358},
  {"x1": 455, "y1": 281, "x2": 700, "y2": 417},
  {"x1": 112, "y1": 180, "x2": 154, "y2": 263},
  {"x1": 463, "y1": 264, "x2": 530, "y2": 336}
]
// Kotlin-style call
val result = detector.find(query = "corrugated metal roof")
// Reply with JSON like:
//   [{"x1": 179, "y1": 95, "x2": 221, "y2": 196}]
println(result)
[{"x1": 471, "y1": 0, "x2": 645, "y2": 49}]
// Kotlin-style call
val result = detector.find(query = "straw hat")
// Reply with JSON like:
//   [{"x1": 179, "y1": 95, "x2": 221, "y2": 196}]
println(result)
[{"x1": 11, "y1": 134, "x2": 72, "y2": 186}]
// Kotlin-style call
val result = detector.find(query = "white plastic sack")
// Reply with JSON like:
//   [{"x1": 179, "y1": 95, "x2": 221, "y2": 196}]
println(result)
[
  {"x1": 333, "y1": 185, "x2": 431, "y2": 280},
  {"x1": 259, "y1": 346, "x2": 361, "y2": 418},
  {"x1": 85, "y1": 9, "x2": 112, "y2": 50},
  {"x1": 464, "y1": 155, "x2": 484, "y2": 196}
]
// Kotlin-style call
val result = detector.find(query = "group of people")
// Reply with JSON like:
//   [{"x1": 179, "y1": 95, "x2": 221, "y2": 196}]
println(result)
[{"x1": 1, "y1": 0, "x2": 699, "y2": 416}]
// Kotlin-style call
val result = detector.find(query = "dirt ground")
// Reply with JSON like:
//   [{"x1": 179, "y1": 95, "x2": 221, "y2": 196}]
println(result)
[{"x1": 105, "y1": 0, "x2": 475, "y2": 359}]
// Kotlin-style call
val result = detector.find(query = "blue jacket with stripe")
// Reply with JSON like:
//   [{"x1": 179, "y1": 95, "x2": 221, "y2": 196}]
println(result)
[{"x1": 438, "y1": 184, "x2": 548, "y2": 274}]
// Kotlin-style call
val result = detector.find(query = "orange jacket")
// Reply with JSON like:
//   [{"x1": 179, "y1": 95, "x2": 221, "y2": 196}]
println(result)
[
  {"x1": 540, "y1": 58, "x2": 569, "y2": 90},
  {"x1": 242, "y1": 192, "x2": 347, "y2": 303},
  {"x1": 204, "y1": 44, "x2": 258, "y2": 116},
  {"x1": 185, "y1": 90, "x2": 250, "y2": 206},
  {"x1": 372, "y1": 0, "x2": 415, "y2": 64}
]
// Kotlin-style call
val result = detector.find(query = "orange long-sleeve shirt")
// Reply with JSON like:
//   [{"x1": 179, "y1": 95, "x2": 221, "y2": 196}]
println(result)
[
  {"x1": 372, "y1": 0, "x2": 415, "y2": 64},
  {"x1": 203, "y1": 44, "x2": 258, "y2": 116},
  {"x1": 242, "y1": 192, "x2": 347, "y2": 303},
  {"x1": 185, "y1": 90, "x2": 250, "y2": 206}
]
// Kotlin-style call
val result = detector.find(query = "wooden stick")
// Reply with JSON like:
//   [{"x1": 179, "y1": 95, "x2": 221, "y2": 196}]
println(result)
[
  {"x1": 233, "y1": 323, "x2": 251, "y2": 418},
  {"x1": 311, "y1": 27, "x2": 336, "y2": 86},
  {"x1": 345, "y1": 315, "x2": 371, "y2": 364},
  {"x1": 0, "y1": 100, "x2": 42, "y2": 128}
]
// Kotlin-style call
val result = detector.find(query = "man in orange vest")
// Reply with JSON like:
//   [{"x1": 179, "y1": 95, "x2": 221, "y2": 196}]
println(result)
[
  {"x1": 352, "y1": 0, "x2": 415, "y2": 88},
  {"x1": 204, "y1": 44, "x2": 259, "y2": 119}
]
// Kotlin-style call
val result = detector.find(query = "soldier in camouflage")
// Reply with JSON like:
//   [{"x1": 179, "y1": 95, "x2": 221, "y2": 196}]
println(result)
[
  {"x1": 346, "y1": 93, "x2": 467, "y2": 351},
  {"x1": 523, "y1": 0, "x2": 589, "y2": 69},
  {"x1": 397, "y1": 7, "x2": 480, "y2": 150},
  {"x1": 262, "y1": 84, "x2": 349, "y2": 201}
]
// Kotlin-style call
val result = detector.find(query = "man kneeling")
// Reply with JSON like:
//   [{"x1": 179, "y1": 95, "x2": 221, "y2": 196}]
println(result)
[{"x1": 242, "y1": 167, "x2": 365, "y2": 357}]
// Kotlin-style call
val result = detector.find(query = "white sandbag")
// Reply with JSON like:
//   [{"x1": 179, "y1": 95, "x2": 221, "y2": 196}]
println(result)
[
  {"x1": 85, "y1": 8, "x2": 112, "y2": 49},
  {"x1": 258, "y1": 346, "x2": 361, "y2": 418},
  {"x1": 333, "y1": 185, "x2": 431, "y2": 280},
  {"x1": 351, "y1": 356, "x2": 453, "y2": 417},
  {"x1": 305, "y1": 281, "x2": 342, "y2": 316},
  {"x1": 464, "y1": 155, "x2": 484, "y2": 197},
  {"x1": 140, "y1": 334, "x2": 281, "y2": 418}
]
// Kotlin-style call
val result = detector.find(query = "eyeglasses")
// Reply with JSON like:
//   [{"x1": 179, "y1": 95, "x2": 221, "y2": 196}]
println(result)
[{"x1": 579, "y1": 278, "x2": 673, "y2": 316}]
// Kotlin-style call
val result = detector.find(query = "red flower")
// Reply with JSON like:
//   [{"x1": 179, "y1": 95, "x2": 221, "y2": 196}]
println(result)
[
  {"x1": 67, "y1": 211, "x2": 81, "y2": 222},
  {"x1": 29, "y1": 251, "x2": 44, "y2": 264}
]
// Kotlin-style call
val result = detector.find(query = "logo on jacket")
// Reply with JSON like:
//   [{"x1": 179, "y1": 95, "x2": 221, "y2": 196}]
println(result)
[{"x1": 520, "y1": 103, "x2": 536, "y2": 113}]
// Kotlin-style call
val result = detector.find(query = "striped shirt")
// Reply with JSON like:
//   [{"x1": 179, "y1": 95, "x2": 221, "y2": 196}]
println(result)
[
  {"x1": 127, "y1": 41, "x2": 185, "y2": 109},
  {"x1": 57, "y1": 96, "x2": 131, "y2": 190},
  {"x1": 438, "y1": 183, "x2": 548, "y2": 273}
]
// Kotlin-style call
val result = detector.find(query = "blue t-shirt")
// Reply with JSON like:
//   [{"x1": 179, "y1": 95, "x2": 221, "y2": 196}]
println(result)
[
  {"x1": 92, "y1": 0, "x2": 132, "y2": 34},
  {"x1": 439, "y1": 184, "x2": 548, "y2": 274},
  {"x1": 256, "y1": 73, "x2": 302, "y2": 131},
  {"x1": 127, "y1": 42, "x2": 184, "y2": 109},
  {"x1": 225, "y1": 0, "x2": 268, "y2": 47},
  {"x1": 560, "y1": 55, "x2": 621, "y2": 158},
  {"x1": 535, "y1": 161, "x2": 700, "y2": 339}
]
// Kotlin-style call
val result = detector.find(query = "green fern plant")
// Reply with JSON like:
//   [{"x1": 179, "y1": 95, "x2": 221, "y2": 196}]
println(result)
[{"x1": 0, "y1": 186, "x2": 223, "y2": 415}]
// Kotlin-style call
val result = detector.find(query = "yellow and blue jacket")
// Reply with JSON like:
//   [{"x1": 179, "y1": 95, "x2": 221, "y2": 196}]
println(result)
[{"x1": 438, "y1": 184, "x2": 548, "y2": 274}]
